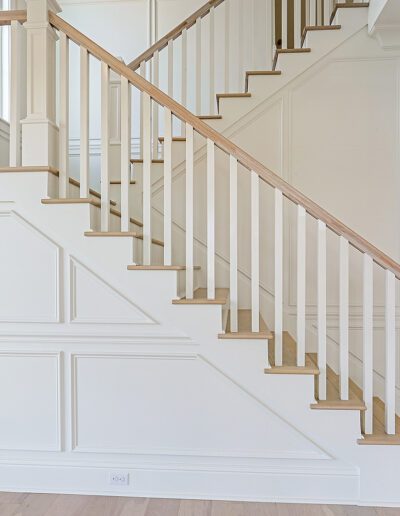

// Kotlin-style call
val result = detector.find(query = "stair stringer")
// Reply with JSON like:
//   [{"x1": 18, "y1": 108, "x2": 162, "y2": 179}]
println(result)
[{"x1": 0, "y1": 169, "x2": 369, "y2": 504}]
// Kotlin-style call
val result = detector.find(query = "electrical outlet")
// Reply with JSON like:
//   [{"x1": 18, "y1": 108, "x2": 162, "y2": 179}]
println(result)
[{"x1": 109, "y1": 472, "x2": 130, "y2": 486}]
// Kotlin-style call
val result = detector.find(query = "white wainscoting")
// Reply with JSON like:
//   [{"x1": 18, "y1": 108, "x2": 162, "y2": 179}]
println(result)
[
  {"x1": 71, "y1": 352, "x2": 326, "y2": 459},
  {"x1": 0, "y1": 211, "x2": 60, "y2": 323},
  {"x1": 0, "y1": 352, "x2": 61, "y2": 451},
  {"x1": 69, "y1": 258, "x2": 154, "y2": 325}
]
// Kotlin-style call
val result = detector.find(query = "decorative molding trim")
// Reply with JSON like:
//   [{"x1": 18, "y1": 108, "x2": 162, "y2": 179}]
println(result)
[
  {"x1": 70, "y1": 351, "x2": 329, "y2": 460},
  {"x1": 0, "y1": 351, "x2": 62, "y2": 452},
  {"x1": 0, "y1": 211, "x2": 61, "y2": 323},
  {"x1": 69, "y1": 257, "x2": 156, "y2": 325}
]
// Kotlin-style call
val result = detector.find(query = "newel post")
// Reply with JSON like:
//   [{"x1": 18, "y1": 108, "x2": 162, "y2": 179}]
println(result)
[{"x1": 21, "y1": 0, "x2": 61, "y2": 168}]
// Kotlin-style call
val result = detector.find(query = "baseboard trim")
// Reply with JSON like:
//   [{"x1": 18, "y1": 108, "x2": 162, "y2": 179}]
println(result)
[{"x1": 0, "y1": 460, "x2": 359, "y2": 504}]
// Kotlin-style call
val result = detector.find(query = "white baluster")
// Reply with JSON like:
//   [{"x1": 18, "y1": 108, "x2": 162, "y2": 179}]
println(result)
[
  {"x1": 230, "y1": 155, "x2": 238, "y2": 333},
  {"x1": 297, "y1": 205, "x2": 306, "y2": 366},
  {"x1": 196, "y1": 17, "x2": 201, "y2": 115},
  {"x1": 142, "y1": 92, "x2": 152, "y2": 264},
  {"x1": 164, "y1": 107, "x2": 172, "y2": 265},
  {"x1": 224, "y1": 1, "x2": 230, "y2": 92},
  {"x1": 181, "y1": 27, "x2": 187, "y2": 134},
  {"x1": 101, "y1": 62, "x2": 110, "y2": 231},
  {"x1": 168, "y1": 39, "x2": 173, "y2": 98},
  {"x1": 207, "y1": 139, "x2": 215, "y2": 299},
  {"x1": 237, "y1": 0, "x2": 243, "y2": 88},
  {"x1": 324, "y1": 0, "x2": 331, "y2": 26},
  {"x1": 385, "y1": 270, "x2": 396, "y2": 435},
  {"x1": 59, "y1": 32, "x2": 69, "y2": 198},
  {"x1": 9, "y1": 20, "x2": 23, "y2": 167},
  {"x1": 251, "y1": 171, "x2": 260, "y2": 332},
  {"x1": 294, "y1": 0, "x2": 301, "y2": 48},
  {"x1": 209, "y1": 6, "x2": 215, "y2": 114},
  {"x1": 152, "y1": 50, "x2": 159, "y2": 157},
  {"x1": 80, "y1": 47, "x2": 89, "y2": 198},
  {"x1": 282, "y1": 0, "x2": 288, "y2": 49},
  {"x1": 309, "y1": 0, "x2": 317, "y2": 26},
  {"x1": 186, "y1": 124, "x2": 194, "y2": 298},
  {"x1": 120, "y1": 76, "x2": 130, "y2": 232},
  {"x1": 363, "y1": 254, "x2": 373, "y2": 434},
  {"x1": 265, "y1": 0, "x2": 274, "y2": 70},
  {"x1": 139, "y1": 60, "x2": 146, "y2": 158},
  {"x1": 275, "y1": 189, "x2": 283, "y2": 366},
  {"x1": 317, "y1": 220, "x2": 327, "y2": 399},
  {"x1": 339, "y1": 236, "x2": 349, "y2": 400}
]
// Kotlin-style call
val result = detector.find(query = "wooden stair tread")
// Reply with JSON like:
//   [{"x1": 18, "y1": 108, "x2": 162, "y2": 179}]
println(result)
[
  {"x1": 42, "y1": 198, "x2": 144, "y2": 228},
  {"x1": 173, "y1": 288, "x2": 229, "y2": 305},
  {"x1": 110, "y1": 180, "x2": 136, "y2": 185},
  {"x1": 199, "y1": 115, "x2": 222, "y2": 120},
  {"x1": 330, "y1": 2, "x2": 369, "y2": 25},
  {"x1": 42, "y1": 197, "x2": 101, "y2": 205},
  {"x1": 0, "y1": 166, "x2": 59, "y2": 175},
  {"x1": 127, "y1": 265, "x2": 201, "y2": 271},
  {"x1": 311, "y1": 400, "x2": 366, "y2": 411},
  {"x1": 84, "y1": 231, "x2": 164, "y2": 247},
  {"x1": 158, "y1": 137, "x2": 186, "y2": 143},
  {"x1": 277, "y1": 48, "x2": 311, "y2": 54},
  {"x1": 265, "y1": 365, "x2": 319, "y2": 375},
  {"x1": 357, "y1": 434, "x2": 400, "y2": 446},
  {"x1": 131, "y1": 159, "x2": 164, "y2": 164},
  {"x1": 219, "y1": 309, "x2": 273, "y2": 340},
  {"x1": 216, "y1": 93, "x2": 252, "y2": 98}
]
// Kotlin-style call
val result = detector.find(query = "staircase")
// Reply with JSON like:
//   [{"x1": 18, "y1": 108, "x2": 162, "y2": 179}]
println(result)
[{"x1": 1, "y1": 0, "x2": 400, "y2": 506}]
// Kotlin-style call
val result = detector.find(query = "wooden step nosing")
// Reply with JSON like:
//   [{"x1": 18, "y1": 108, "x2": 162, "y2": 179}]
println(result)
[
  {"x1": 265, "y1": 366, "x2": 319, "y2": 375},
  {"x1": 218, "y1": 332, "x2": 273, "y2": 340},
  {"x1": 128, "y1": 265, "x2": 201, "y2": 271},
  {"x1": 310, "y1": 401, "x2": 366, "y2": 411},
  {"x1": 0, "y1": 166, "x2": 59, "y2": 175},
  {"x1": 357, "y1": 434, "x2": 400, "y2": 446}
]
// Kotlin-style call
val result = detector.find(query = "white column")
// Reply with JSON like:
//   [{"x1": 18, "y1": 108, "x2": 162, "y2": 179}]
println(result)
[{"x1": 21, "y1": 0, "x2": 61, "y2": 168}]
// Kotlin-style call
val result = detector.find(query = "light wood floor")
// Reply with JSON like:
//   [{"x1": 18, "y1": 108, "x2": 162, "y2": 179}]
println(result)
[{"x1": 0, "y1": 493, "x2": 398, "y2": 516}]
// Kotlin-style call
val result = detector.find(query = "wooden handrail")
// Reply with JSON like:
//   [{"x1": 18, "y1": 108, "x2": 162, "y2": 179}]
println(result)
[
  {"x1": 48, "y1": 12, "x2": 400, "y2": 279},
  {"x1": 0, "y1": 9, "x2": 27, "y2": 25},
  {"x1": 127, "y1": 0, "x2": 225, "y2": 70}
]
